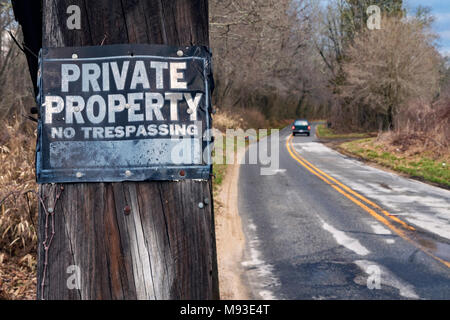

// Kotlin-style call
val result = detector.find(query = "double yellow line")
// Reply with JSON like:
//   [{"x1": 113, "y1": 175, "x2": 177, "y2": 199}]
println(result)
[{"x1": 286, "y1": 134, "x2": 450, "y2": 268}]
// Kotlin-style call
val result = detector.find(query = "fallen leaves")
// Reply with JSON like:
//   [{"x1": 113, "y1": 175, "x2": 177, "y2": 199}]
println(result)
[{"x1": 0, "y1": 252, "x2": 36, "y2": 300}]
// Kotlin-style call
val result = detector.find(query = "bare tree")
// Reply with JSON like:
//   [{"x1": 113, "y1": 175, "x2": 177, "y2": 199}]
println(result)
[
  {"x1": 340, "y1": 16, "x2": 440, "y2": 129},
  {"x1": 210, "y1": 0, "x2": 331, "y2": 119},
  {"x1": 0, "y1": 1, "x2": 34, "y2": 123}
]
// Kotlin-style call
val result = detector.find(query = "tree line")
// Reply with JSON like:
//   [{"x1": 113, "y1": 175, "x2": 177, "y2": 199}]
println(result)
[
  {"x1": 210, "y1": 0, "x2": 449, "y2": 137},
  {"x1": 0, "y1": 0, "x2": 448, "y2": 134}
]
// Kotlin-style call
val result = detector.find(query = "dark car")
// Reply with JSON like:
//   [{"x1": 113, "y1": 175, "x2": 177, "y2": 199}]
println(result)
[{"x1": 292, "y1": 119, "x2": 311, "y2": 136}]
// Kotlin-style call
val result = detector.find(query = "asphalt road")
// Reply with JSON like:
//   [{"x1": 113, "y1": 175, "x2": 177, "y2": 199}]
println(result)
[{"x1": 238, "y1": 124, "x2": 450, "y2": 300}]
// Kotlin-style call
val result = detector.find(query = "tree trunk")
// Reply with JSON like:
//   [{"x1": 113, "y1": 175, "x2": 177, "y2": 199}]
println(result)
[
  {"x1": 36, "y1": 0, "x2": 218, "y2": 300},
  {"x1": 387, "y1": 104, "x2": 394, "y2": 130}
]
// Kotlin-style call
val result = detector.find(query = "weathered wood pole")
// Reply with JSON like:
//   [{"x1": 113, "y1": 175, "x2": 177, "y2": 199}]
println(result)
[{"x1": 14, "y1": 0, "x2": 219, "y2": 300}]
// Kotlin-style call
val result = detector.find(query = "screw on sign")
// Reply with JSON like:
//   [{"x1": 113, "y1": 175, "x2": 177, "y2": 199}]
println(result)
[{"x1": 123, "y1": 206, "x2": 131, "y2": 216}]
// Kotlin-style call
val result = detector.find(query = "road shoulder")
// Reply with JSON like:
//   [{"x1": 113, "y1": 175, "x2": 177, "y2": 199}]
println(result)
[
  {"x1": 316, "y1": 125, "x2": 449, "y2": 190},
  {"x1": 214, "y1": 160, "x2": 250, "y2": 299}
]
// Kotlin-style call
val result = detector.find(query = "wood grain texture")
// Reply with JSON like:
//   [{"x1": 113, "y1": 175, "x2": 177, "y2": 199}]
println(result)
[{"x1": 35, "y1": 0, "x2": 218, "y2": 300}]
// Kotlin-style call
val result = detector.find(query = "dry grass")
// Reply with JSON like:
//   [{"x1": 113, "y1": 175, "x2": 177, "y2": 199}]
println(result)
[
  {"x1": 0, "y1": 120, "x2": 38, "y2": 257},
  {"x1": 316, "y1": 124, "x2": 373, "y2": 139},
  {"x1": 212, "y1": 107, "x2": 269, "y2": 131},
  {"x1": 393, "y1": 100, "x2": 449, "y2": 156},
  {"x1": 0, "y1": 120, "x2": 37, "y2": 300},
  {"x1": 338, "y1": 100, "x2": 450, "y2": 188},
  {"x1": 0, "y1": 252, "x2": 36, "y2": 300},
  {"x1": 342, "y1": 137, "x2": 449, "y2": 187}
]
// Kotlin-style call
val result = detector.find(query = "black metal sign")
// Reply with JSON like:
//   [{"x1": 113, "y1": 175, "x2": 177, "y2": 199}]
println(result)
[{"x1": 36, "y1": 44, "x2": 213, "y2": 183}]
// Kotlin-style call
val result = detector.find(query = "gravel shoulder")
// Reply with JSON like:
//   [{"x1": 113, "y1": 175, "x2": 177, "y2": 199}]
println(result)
[{"x1": 214, "y1": 160, "x2": 249, "y2": 300}]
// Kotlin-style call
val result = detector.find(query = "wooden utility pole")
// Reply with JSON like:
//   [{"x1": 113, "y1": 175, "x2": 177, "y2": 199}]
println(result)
[{"x1": 13, "y1": 0, "x2": 219, "y2": 300}]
